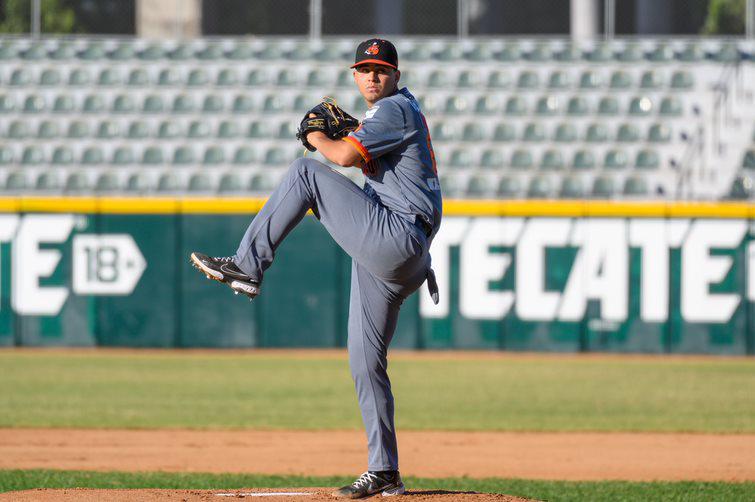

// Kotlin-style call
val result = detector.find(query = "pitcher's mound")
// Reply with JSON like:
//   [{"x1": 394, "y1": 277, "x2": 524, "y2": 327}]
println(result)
[{"x1": 0, "y1": 488, "x2": 536, "y2": 501}]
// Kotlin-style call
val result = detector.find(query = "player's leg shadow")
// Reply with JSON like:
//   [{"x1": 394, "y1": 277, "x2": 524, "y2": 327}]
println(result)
[{"x1": 403, "y1": 490, "x2": 480, "y2": 496}]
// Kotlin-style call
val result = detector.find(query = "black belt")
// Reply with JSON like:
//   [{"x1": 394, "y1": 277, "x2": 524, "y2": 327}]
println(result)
[{"x1": 414, "y1": 216, "x2": 432, "y2": 238}]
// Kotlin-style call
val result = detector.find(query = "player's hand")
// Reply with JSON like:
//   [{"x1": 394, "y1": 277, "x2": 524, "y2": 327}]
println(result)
[{"x1": 296, "y1": 99, "x2": 360, "y2": 152}]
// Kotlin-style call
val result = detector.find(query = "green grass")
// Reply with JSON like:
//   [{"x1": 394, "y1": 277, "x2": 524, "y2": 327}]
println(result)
[
  {"x1": 1, "y1": 469, "x2": 753, "y2": 501},
  {"x1": 1, "y1": 351, "x2": 754, "y2": 432}
]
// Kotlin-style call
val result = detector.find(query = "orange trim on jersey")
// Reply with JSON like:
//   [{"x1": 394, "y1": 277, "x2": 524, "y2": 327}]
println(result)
[
  {"x1": 350, "y1": 59, "x2": 398, "y2": 69},
  {"x1": 342, "y1": 136, "x2": 372, "y2": 163},
  {"x1": 419, "y1": 113, "x2": 438, "y2": 174}
]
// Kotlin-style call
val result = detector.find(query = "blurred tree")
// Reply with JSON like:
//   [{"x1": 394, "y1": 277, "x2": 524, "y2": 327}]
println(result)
[
  {"x1": 702, "y1": 0, "x2": 745, "y2": 34},
  {"x1": 0, "y1": 0, "x2": 77, "y2": 33}
]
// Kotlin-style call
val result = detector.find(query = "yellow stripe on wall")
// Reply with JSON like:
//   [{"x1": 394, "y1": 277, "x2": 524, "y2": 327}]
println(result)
[{"x1": 0, "y1": 197, "x2": 752, "y2": 218}]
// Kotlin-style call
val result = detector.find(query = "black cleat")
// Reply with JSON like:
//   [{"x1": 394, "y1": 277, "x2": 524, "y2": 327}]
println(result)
[
  {"x1": 333, "y1": 471, "x2": 405, "y2": 499},
  {"x1": 190, "y1": 252, "x2": 260, "y2": 300}
]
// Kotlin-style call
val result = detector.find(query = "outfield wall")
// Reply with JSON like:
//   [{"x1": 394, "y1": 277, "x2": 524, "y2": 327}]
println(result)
[{"x1": 1, "y1": 197, "x2": 754, "y2": 354}]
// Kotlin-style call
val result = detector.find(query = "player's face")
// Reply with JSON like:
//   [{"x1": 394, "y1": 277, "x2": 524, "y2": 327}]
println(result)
[{"x1": 353, "y1": 64, "x2": 401, "y2": 105}]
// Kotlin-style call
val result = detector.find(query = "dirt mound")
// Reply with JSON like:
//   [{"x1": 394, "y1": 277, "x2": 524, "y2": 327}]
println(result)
[{"x1": 0, "y1": 488, "x2": 534, "y2": 501}]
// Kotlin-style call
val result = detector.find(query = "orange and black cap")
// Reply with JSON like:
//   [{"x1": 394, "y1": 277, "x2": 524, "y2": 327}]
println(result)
[{"x1": 351, "y1": 38, "x2": 398, "y2": 70}]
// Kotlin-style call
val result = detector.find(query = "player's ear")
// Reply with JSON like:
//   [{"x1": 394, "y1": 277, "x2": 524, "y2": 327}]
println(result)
[{"x1": 395, "y1": 70, "x2": 401, "y2": 84}]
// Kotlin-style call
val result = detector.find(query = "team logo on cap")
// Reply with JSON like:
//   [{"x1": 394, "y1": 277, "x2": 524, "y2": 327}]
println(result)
[{"x1": 365, "y1": 42, "x2": 380, "y2": 55}]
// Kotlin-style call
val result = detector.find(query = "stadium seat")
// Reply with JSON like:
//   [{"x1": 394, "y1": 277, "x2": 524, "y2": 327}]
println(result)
[
  {"x1": 527, "y1": 176, "x2": 552, "y2": 198},
  {"x1": 474, "y1": 96, "x2": 499, "y2": 114},
  {"x1": 617, "y1": 123, "x2": 641, "y2": 142},
  {"x1": 741, "y1": 149, "x2": 755, "y2": 169},
  {"x1": 572, "y1": 150, "x2": 596, "y2": 170},
  {"x1": 23, "y1": 95, "x2": 46, "y2": 113},
  {"x1": 566, "y1": 96, "x2": 590, "y2": 116},
  {"x1": 37, "y1": 120, "x2": 61, "y2": 139},
  {"x1": 623, "y1": 176, "x2": 649, "y2": 196},
  {"x1": 125, "y1": 120, "x2": 150, "y2": 139},
  {"x1": 49, "y1": 43, "x2": 75, "y2": 60},
  {"x1": 67, "y1": 121, "x2": 91, "y2": 138},
  {"x1": 497, "y1": 176, "x2": 522, "y2": 197},
  {"x1": 592, "y1": 176, "x2": 616, "y2": 198},
  {"x1": 487, "y1": 70, "x2": 512, "y2": 88},
  {"x1": 635, "y1": 149, "x2": 660, "y2": 169},
  {"x1": 511, "y1": 149, "x2": 534, "y2": 169},
  {"x1": 727, "y1": 174, "x2": 752, "y2": 199},
  {"x1": 438, "y1": 174, "x2": 461, "y2": 197},
  {"x1": 157, "y1": 172, "x2": 182, "y2": 192},
  {"x1": 426, "y1": 70, "x2": 448, "y2": 88},
  {"x1": 276, "y1": 69, "x2": 299, "y2": 86},
  {"x1": 547, "y1": 70, "x2": 570, "y2": 89},
  {"x1": 616, "y1": 43, "x2": 642, "y2": 62},
  {"x1": 217, "y1": 120, "x2": 241, "y2": 138},
  {"x1": 112, "y1": 94, "x2": 136, "y2": 113},
  {"x1": 670, "y1": 70, "x2": 694, "y2": 89},
  {"x1": 82, "y1": 95, "x2": 105, "y2": 113},
  {"x1": 457, "y1": 70, "x2": 480, "y2": 88},
  {"x1": 21, "y1": 146, "x2": 45, "y2": 165},
  {"x1": 493, "y1": 123, "x2": 516, "y2": 142},
  {"x1": 609, "y1": 71, "x2": 632, "y2": 89},
  {"x1": 540, "y1": 149, "x2": 565, "y2": 170},
  {"x1": 95, "y1": 172, "x2": 121, "y2": 192},
  {"x1": 233, "y1": 146, "x2": 256, "y2": 165},
  {"x1": 111, "y1": 146, "x2": 136, "y2": 165},
  {"x1": 188, "y1": 121, "x2": 211, "y2": 139},
  {"x1": 675, "y1": 43, "x2": 704, "y2": 62},
  {"x1": 480, "y1": 149, "x2": 505, "y2": 169},
  {"x1": 336, "y1": 69, "x2": 352, "y2": 88},
  {"x1": 138, "y1": 44, "x2": 165, "y2": 60},
  {"x1": 157, "y1": 68, "x2": 181, "y2": 86},
  {"x1": 172, "y1": 95, "x2": 196, "y2": 113},
  {"x1": 246, "y1": 69, "x2": 270, "y2": 86},
  {"x1": 432, "y1": 122, "x2": 457, "y2": 142},
  {"x1": 52, "y1": 94, "x2": 75, "y2": 113},
  {"x1": 579, "y1": 70, "x2": 602, "y2": 89},
  {"x1": 0, "y1": 146, "x2": 14, "y2": 165},
  {"x1": 5, "y1": 171, "x2": 29, "y2": 191},
  {"x1": 517, "y1": 71, "x2": 540, "y2": 89},
  {"x1": 463, "y1": 42, "x2": 493, "y2": 62},
  {"x1": 647, "y1": 123, "x2": 672, "y2": 143},
  {"x1": 196, "y1": 44, "x2": 224, "y2": 60},
  {"x1": 535, "y1": 96, "x2": 559, "y2": 116},
  {"x1": 659, "y1": 96, "x2": 683, "y2": 116},
  {"x1": 187, "y1": 69, "x2": 210, "y2": 86},
  {"x1": 461, "y1": 123, "x2": 485, "y2": 142},
  {"x1": 6, "y1": 120, "x2": 31, "y2": 139},
  {"x1": 36, "y1": 172, "x2": 61, "y2": 191},
  {"x1": 142, "y1": 95, "x2": 165, "y2": 113},
  {"x1": 20, "y1": 44, "x2": 45, "y2": 60},
  {"x1": 711, "y1": 43, "x2": 740, "y2": 62},
  {"x1": 277, "y1": 122, "x2": 297, "y2": 139},
  {"x1": 51, "y1": 146, "x2": 74, "y2": 165},
  {"x1": 127, "y1": 68, "x2": 149, "y2": 86},
  {"x1": 203, "y1": 94, "x2": 225, "y2": 113},
  {"x1": 444, "y1": 96, "x2": 468, "y2": 114},
  {"x1": 173, "y1": 146, "x2": 197, "y2": 165},
  {"x1": 232, "y1": 95, "x2": 255, "y2": 113},
  {"x1": 466, "y1": 176, "x2": 491, "y2": 197},
  {"x1": 250, "y1": 172, "x2": 276, "y2": 192},
  {"x1": 157, "y1": 121, "x2": 181, "y2": 139},
  {"x1": 604, "y1": 149, "x2": 629, "y2": 169},
  {"x1": 39, "y1": 68, "x2": 62, "y2": 86},
  {"x1": 559, "y1": 176, "x2": 585, "y2": 198},
  {"x1": 81, "y1": 146, "x2": 105, "y2": 165},
  {"x1": 553, "y1": 123, "x2": 577, "y2": 142},
  {"x1": 585, "y1": 43, "x2": 612, "y2": 62},
  {"x1": 98, "y1": 68, "x2": 122, "y2": 86},
  {"x1": 142, "y1": 146, "x2": 165, "y2": 165},
  {"x1": 495, "y1": 44, "x2": 522, "y2": 62},
  {"x1": 264, "y1": 147, "x2": 286, "y2": 165},
  {"x1": 218, "y1": 173, "x2": 244, "y2": 193},
  {"x1": 247, "y1": 121, "x2": 273, "y2": 138},
  {"x1": 646, "y1": 43, "x2": 673, "y2": 62},
  {"x1": 217, "y1": 68, "x2": 240, "y2": 86},
  {"x1": 522, "y1": 123, "x2": 546, "y2": 142},
  {"x1": 126, "y1": 173, "x2": 151, "y2": 193},
  {"x1": 505, "y1": 96, "x2": 527, "y2": 116},
  {"x1": 203, "y1": 146, "x2": 226, "y2": 165},
  {"x1": 628, "y1": 96, "x2": 653, "y2": 116},
  {"x1": 0, "y1": 94, "x2": 15, "y2": 113},
  {"x1": 108, "y1": 44, "x2": 135, "y2": 60},
  {"x1": 9, "y1": 68, "x2": 33, "y2": 86},
  {"x1": 449, "y1": 149, "x2": 473, "y2": 169},
  {"x1": 597, "y1": 96, "x2": 619, "y2": 116},
  {"x1": 64, "y1": 172, "x2": 91, "y2": 193},
  {"x1": 640, "y1": 70, "x2": 663, "y2": 89},
  {"x1": 68, "y1": 68, "x2": 92, "y2": 86}
]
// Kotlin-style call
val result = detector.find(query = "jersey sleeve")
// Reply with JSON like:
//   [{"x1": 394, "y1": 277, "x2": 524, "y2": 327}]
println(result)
[{"x1": 343, "y1": 99, "x2": 405, "y2": 163}]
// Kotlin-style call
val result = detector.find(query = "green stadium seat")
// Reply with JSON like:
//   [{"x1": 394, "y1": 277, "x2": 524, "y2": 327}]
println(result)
[
  {"x1": 127, "y1": 120, "x2": 150, "y2": 139},
  {"x1": 203, "y1": 146, "x2": 226, "y2": 165},
  {"x1": 579, "y1": 70, "x2": 602, "y2": 89},
  {"x1": 623, "y1": 176, "x2": 649, "y2": 196},
  {"x1": 232, "y1": 95, "x2": 255, "y2": 113},
  {"x1": 23, "y1": 95, "x2": 46, "y2": 114},
  {"x1": 584, "y1": 43, "x2": 612, "y2": 62},
  {"x1": 142, "y1": 146, "x2": 165, "y2": 165},
  {"x1": 617, "y1": 123, "x2": 641, "y2": 142},
  {"x1": 188, "y1": 173, "x2": 212, "y2": 192},
  {"x1": 517, "y1": 71, "x2": 539, "y2": 89},
  {"x1": 648, "y1": 123, "x2": 671, "y2": 143},
  {"x1": 487, "y1": 70, "x2": 512, "y2": 89},
  {"x1": 264, "y1": 147, "x2": 285, "y2": 165},
  {"x1": 81, "y1": 147, "x2": 104, "y2": 165},
  {"x1": 559, "y1": 176, "x2": 585, "y2": 198},
  {"x1": 609, "y1": 71, "x2": 632, "y2": 89},
  {"x1": 157, "y1": 172, "x2": 181, "y2": 192},
  {"x1": 335, "y1": 69, "x2": 352, "y2": 88},
  {"x1": 433, "y1": 42, "x2": 463, "y2": 62},
  {"x1": 277, "y1": 122, "x2": 297, "y2": 140},
  {"x1": 218, "y1": 173, "x2": 244, "y2": 193},
  {"x1": 0, "y1": 146, "x2": 14, "y2": 165},
  {"x1": 187, "y1": 69, "x2": 210, "y2": 86},
  {"x1": 466, "y1": 176, "x2": 490, "y2": 197},
  {"x1": 416, "y1": 95, "x2": 439, "y2": 114},
  {"x1": 292, "y1": 94, "x2": 312, "y2": 113},
  {"x1": 276, "y1": 69, "x2": 299, "y2": 86},
  {"x1": 524, "y1": 43, "x2": 551, "y2": 62},
  {"x1": 444, "y1": 96, "x2": 468, "y2": 114},
  {"x1": 659, "y1": 96, "x2": 683, "y2": 117},
  {"x1": 255, "y1": 42, "x2": 284, "y2": 60},
  {"x1": 426, "y1": 70, "x2": 448, "y2": 88},
  {"x1": 635, "y1": 149, "x2": 660, "y2": 170},
  {"x1": 77, "y1": 43, "x2": 105, "y2": 60},
  {"x1": 535, "y1": 96, "x2": 559, "y2": 116},
  {"x1": 250, "y1": 172, "x2": 276, "y2": 192},
  {"x1": 480, "y1": 149, "x2": 504, "y2": 169},
  {"x1": 463, "y1": 42, "x2": 493, "y2": 61},
  {"x1": 157, "y1": 68, "x2": 181, "y2": 86},
  {"x1": 142, "y1": 95, "x2": 165, "y2": 114},
  {"x1": 522, "y1": 123, "x2": 546, "y2": 142},
  {"x1": 474, "y1": 96, "x2": 499, "y2": 115},
  {"x1": 711, "y1": 43, "x2": 740, "y2": 62},
  {"x1": 592, "y1": 176, "x2": 615, "y2": 198},
  {"x1": 217, "y1": 68, "x2": 240, "y2": 86},
  {"x1": 604, "y1": 149, "x2": 629, "y2": 169},
  {"x1": 527, "y1": 176, "x2": 552, "y2": 198},
  {"x1": 584, "y1": 123, "x2": 609, "y2": 143},
  {"x1": 640, "y1": 70, "x2": 663, "y2": 89},
  {"x1": 0, "y1": 94, "x2": 15, "y2": 113},
  {"x1": 670, "y1": 70, "x2": 694, "y2": 89},
  {"x1": 21, "y1": 146, "x2": 45, "y2": 165},
  {"x1": 432, "y1": 122, "x2": 456, "y2": 142},
  {"x1": 540, "y1": 149, "x2": 564, "y2": 170},
  {"x1": 675, "y1": 43, "x2": 704, "y2": 62},
  {"x1": 112, "y1": 94, "x2": 136, "y2": 113},
  {"x1": 39, "y1": 68, "x2": 62, "y2": 86},
  {"x1": 68, "y1": 68, "x2": 92, "y2": 86},
  {"x1": 493, "y1": 123, "x2": 516, "y2": 142},
  {"x1": 449, "y1": 149, "x2": 473, "y2": 169},
  {"x1": 218, "y1": 121, "x2": 241, "y2": 139},
  {"x1": 572, "y1": 150, "x2": 596, "y2": 170},
  {"x1": 108, "y1": 44, "x2": 135, "y2": 60},
  {"x1": 6, "y1": 120, "x2": 31, "y2": 139},
  {"x1": 127, "y1": 68, "x2": 149, "y2": 86},
  {"x1": 111, "y1": 146, "x2": 136, "y2": 165},
  {"x1": 616, "y1": 43, "x2": 642, "y2": 62},
  {"x1": 51, "y1": 146, "x2": 74, "y2": 165},
  {"x1": 553, "y1": 123, "x2": 577, "y2": 143},
  {"x1": 138, "y1": 44, "x2": 165, "y2": 60},
  {"x1": 0, "y1": 42, "x2": 19, "y2": 60},
  {"x1": 173, "y1": 95, "x2": 196, "y2": 113},
  {"x1": 247, "y1": 121, "x2": 272, "y2": 138},
  {"x1": 95, "y1": 172, "x2": 120, "y2": 193},
  {"x1": 187, "y1": 121, "x2": 211, "y2": 139},
  {"x1": 511, "y1": 149, "x2": 534, "y2": 170},
  {"x1": 565, "y1": 96, "x2": 589, "y2": 117},
  {"x1": 156, "y1": 121, "x2": 180, "y2": 139},
  {"x1": 314, "y1": 42, "x2": 348, "y2": 61},
  {"x1": 125, "y1": 173, "x2": 151, "y2": 193},
  {"x1": 494, "y1": 43, "x2": 521, "y2": 62},
  {"x1": 52, "y1": 94, "x2": 75, "y2": 113},
  {"x1": 97, "y1": 120, "x2": 121, "y2": 139},
  {"x1": 233, "y1": 146, "x2": 256, "y2": 165},
  {"x1": 306, "y1": 69, "x2": 329, "y2": 87},
  {"x1": 285, "y1": 41, "x2": 316, "y2": 61},
  {"x1": 742, "y1": 149, "x2": 755, "y2": 169},
  {"x1": 728, "y1": 174, "x2": 752, "y2": 200},
  {"x1": 82, "y1": 95, "x2": 105, "y2": 113},
  {"x1": 196, "y1": 44, "x2": 224, "y2": 60},
  {"x1": 173, "y1": 146, "x2": 196, "y2": 165},
  {"x1": 629, "y1": 96, "x2": 653, "y2": 116},
  {"x1": 547, "y1": 71, "x2": 570, "y2": 89},
  {"x1": 457, "y1": 70, "x2": 480, "y2": 88},
  {"x1": 497, "y1": 176, "x2": 522, "y2": 197},
  {"x1": 246, "y1": 69, "x2": 270, "y2": 86},
  {"x1": 49, "y1": 44, "x2": 76, "y2": 60},
  {"x1": 645, "y1": 43, "x2": 672, "y2": 62},
  {"x1": 461, "y1": 123, "x2": 485, "y2": 142},
  {"x1": 64, "y1": 172, "x2": 91, "y2": 193},
  {"x1": 9, "y1": 68, "x2": 33, "y2": 86},
  {"x1": 504, "y1": 96, "x2": 527, "y2": 116},
  {"x1": 598, "y1": 96, "x2": 620, "y2": 116},
  {"x1": 403, "y1": 43, "x2": 432, "y2": 62},
  {"x1": 67, "y1": 121, "x2": 90, "y2": 138},
  {"x1": 37, "y1": 120, "x2": 61, "y2": 139},
  {"x1": 5, "y1": 171, "x2": 29, "y2": 191},
  {"x1": 203, "y1": 94, "x2": 225, "y2": 113},
  {"x1": 98, "y1": 68, "x2": 122, "y2": 86},
  {"x1": 36, "y1": 172, "x2": 61, "y2": 191}
]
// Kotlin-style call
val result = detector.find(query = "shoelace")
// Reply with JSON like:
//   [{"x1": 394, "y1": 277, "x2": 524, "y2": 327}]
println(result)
[{"x1": 351, "y1": 472, "x2": 378, "y2": 489}]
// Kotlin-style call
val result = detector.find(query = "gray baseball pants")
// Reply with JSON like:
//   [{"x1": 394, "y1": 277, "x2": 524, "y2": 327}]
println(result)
[{"x1": 234, "y1": 158, "x2": 430, "y2": 471}]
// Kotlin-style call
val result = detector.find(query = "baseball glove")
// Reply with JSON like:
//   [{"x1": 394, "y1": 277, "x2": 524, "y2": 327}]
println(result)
[{"x1": 296, "y1": 98, "x2": 360, "y2": 152}]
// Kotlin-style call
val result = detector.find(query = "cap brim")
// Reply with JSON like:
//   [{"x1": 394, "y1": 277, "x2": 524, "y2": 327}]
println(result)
[{"x1": 350, "y1": 59, "x2": 398, "y2": 69}]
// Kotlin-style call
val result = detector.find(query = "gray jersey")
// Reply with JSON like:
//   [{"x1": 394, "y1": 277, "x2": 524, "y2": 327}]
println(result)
[{"x1": 344, "y1": 87, "x2": 442, "y2": 239}]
